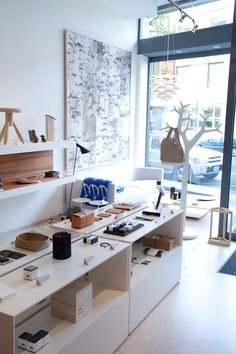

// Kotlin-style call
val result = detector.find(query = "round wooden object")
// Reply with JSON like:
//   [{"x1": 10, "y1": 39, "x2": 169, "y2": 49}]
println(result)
[{"x1": 72, "y1": 197, "x2": 91, "y2": 203}]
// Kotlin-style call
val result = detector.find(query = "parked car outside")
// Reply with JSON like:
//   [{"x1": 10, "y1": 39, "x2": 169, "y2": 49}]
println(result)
[
  {"x1": 198, "y1": 136, "x2": 236, "y2": 157},
  {"x1": 147, "y1": 132, "x2": 223, "y2": 182}
]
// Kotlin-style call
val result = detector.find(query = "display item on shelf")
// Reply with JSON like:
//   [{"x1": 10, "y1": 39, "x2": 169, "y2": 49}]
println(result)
[
  {"x1": 83, "y1": 235, "x2": 98, "y2": 244},
  {"x1": 71, "y1": 210, "x2": 95, "y2": 228},
  {"x1": 15, "y1": 232, "x2": 50, "y2": 251},
  {"x1": 23, "y1": 265, "x2": 38, "y2": 281},
  {"x1": 51, "y1": 278, "x2": 92, "y2": 323},
  {"x1": 143, "y1": 234, "x2": 176, "y2": 250},
  {"x1": 53, "y1": 232, "x2": 71, "y2": 259}
]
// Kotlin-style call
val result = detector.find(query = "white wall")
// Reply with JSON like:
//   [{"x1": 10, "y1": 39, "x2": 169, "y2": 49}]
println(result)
[{"x1": 0, "y1": 0, "x2": 139, "y2": 239}]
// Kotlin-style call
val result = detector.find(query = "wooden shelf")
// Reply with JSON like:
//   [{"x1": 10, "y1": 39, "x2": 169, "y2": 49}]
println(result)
[
  {"x1": 0, "y1": 174, "x2": 75, "y2": 200},
  {"x1": 0, "y1": 140, "x2": 73, "y2": 155},
  {"x1": 0, "y1": 140, "x2": 74, "y2": 200}
]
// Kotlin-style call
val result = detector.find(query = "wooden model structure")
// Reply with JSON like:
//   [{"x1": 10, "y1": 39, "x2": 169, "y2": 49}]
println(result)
[
  {"x1": 208, "y1": 207, "x2": 233, "y2": 246},
  {"x1": 45, "y1": 114, "x2": 56, "y2": 141},
  {"x1": 0, "y1": 107, "x2": 24, "y2": 145}
]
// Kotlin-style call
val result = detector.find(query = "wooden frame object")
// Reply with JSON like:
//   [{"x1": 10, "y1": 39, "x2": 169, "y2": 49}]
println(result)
[{"x1": 0, "y1": 108, "x2": 24, "y2": 145}]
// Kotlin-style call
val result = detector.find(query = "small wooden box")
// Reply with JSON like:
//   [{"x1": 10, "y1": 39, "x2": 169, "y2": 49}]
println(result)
[
  {"x1": 143, "y1": 234, "x2": 176, "y2": 250},
  {"x1": 71, "y1": 210, "x2": 94, "y2": 229},
  {"x1": 51, "y1": 279, "x2": 92, "y2": 323}
]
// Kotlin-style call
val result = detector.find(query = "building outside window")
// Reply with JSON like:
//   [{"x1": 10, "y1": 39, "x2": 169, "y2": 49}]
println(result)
[{"x1": 146, "y1": 53, "x2": 231, "y2": 201}]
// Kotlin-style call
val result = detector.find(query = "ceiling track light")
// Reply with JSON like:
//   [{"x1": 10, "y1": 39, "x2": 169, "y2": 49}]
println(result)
[
  {"x1": 179, "y1": 10, "x2": 187, "y2": 23},
  {"x1": 166, "y1": 0, "x2": 198, "y2": 33},
  {"x1": 192, "y1": 21, "x2": 198, "y2": 33}
]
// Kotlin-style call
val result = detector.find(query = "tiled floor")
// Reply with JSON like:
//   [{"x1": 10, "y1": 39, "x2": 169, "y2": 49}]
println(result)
[{"x1": 115, "y1": 214, "x2": 236, "y2": 354}]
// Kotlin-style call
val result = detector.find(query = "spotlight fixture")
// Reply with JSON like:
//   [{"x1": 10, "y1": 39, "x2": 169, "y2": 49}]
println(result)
[
  {"x1": 167, "y1": 0, "x2": 198, "y2": 33},
  {"x1": 192, "y1": 21, "x2": 198, "y2": 33},
  {"x1": 179, "y1": 10, "x2": 187, "y2": 23}
]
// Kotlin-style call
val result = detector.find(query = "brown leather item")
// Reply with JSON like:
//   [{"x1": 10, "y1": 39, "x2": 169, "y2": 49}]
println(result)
[
  {"x1": 15, "y1": 232, "x2": 50, "y2": 251},
  {"x1": 71, "y1": 210, "x2": 94, "y2": 228},
  {"x1": 160, "y1": 127, "x2": 185, "y2": 163},
  {"x1": 106, "y1": 208, "x2": 124, "y2": 214}
]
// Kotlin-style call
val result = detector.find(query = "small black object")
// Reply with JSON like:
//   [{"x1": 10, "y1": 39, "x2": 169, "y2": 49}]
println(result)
[
  {"x1": 173, "y1": 192, "x2": 178, "y2": 200},
  {"x1": 53, "y1": 232, "x2": 71, "y2": 259},
  {"x1": 104, "y1": 223, "x2": 144, "y2": 237},
  {"x1": 178, "y1": 191, "x2": 181, "y2": 199},
  {"x1": 170, "y1": 186, "x2": 176, "y2": 198},
  {"x1": 0, "y1": 255, "x2": 9, "y2": 263},
  {"x1": 142, "y1": 211, "x2": 161, "y2": 217},
  {"x1": 100, "y1": 242, "x2": 111, "y2": 248},
  {"x1": 141, "y1": 260, "x2": 150, "y2": 265},
  {"x1": 143, "y1": 247, "x2": 150, "y2": 254},
  {"x1": 45, "y1": 170, "x2": 59, "y2": 177},
  {"x1": 156, "y1": 250, "x2": 163, "y2": 257},
  {"x1": 40, "y1": 135, "x2": 46, "y2": 142},
  {"x1": 0, "y1": 249, "x2": 26, "y2": 259},
  {"x1": 18, "y1": 332, "x2": 32, "y2": 340},
  {"x1": 134, "y1": 216, "x2": 154, "y2": 221},
  {"x1": 83, "y1": 235, "x2": 98, "y2": 244},
  {"x1": 131, "y1": 256, "x2": 137, "y2": 261}
]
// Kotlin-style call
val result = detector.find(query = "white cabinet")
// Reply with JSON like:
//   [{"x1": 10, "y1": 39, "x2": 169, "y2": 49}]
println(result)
[
  {"x1": 94, "y1": 207, "x2": 183, "y2": 333},
  {"x1": 0, "y1": 200, "x2": 183, "y2": 353},
  {"x1": 0, "y1": 238, "x2": 131, "y2": 354}
]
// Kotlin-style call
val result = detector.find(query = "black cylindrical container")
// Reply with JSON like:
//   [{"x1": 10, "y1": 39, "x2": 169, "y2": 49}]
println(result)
[{"x1": 53, "y1": 232, "x2": 71, "y2": 259}]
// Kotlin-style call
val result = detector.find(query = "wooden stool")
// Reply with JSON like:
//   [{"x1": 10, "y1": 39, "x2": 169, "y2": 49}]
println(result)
[{"x1": 0, "y1": 108, "x2": 24, "y2": 144}]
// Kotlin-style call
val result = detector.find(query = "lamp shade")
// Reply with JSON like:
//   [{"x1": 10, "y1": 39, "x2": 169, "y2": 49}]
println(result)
[{"x1": 76, "y1": 143, "x2": 90, "y2": 154}]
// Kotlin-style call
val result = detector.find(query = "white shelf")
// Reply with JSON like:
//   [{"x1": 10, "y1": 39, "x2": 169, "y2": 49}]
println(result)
[
  {"x1": 0, "y1": 174, "x2": 75, "y2": 200},
  {"x1": 0, "y1": 238, "x2": 129, "y2": 317},
  {"x1": 131, "y1": 243, "x2": 182, "y2": 288},
  {"x1": 0, "y1": 198, "x2": 183, "y2": 354},
  {"x1": 0, "y1": 238, "x2": 130, "y2": 354},
  {"x1": 15, "y1": 290, "x2": 129, "y2": 354},
  {"x1": 91, "y1": 205, "x2": 183, "y2": 333},
  {"x1": 129, "y1": 245, "x2": 182, "y2": 333},
  {"x1": 52, "y1": 199, "x2": 150, "y2": 235},
  {"x1": 94, "y1": 209, "x2": 183, "y2": 244},
  {"x1": 0, "y1": 140, "x2": 73, "y2": 155}
]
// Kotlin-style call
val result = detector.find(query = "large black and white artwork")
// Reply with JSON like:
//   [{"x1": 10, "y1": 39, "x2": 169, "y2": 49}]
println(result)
[{"x1": 65, "y1": 30, "x2": 131, "y2": 170}]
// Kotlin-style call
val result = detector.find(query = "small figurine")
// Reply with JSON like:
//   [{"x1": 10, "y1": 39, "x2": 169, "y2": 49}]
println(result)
[
  {"x1": 31, "y1": 130, "x2": 39, "y2": 143},
  {"x1": 40, "y1": 135, "x2": 46, "y2": 142}
]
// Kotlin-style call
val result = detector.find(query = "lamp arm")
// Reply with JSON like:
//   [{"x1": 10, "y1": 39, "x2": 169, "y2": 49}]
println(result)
[{"x1": 67, "y1": 144, "x2": 79, "y2": 218}]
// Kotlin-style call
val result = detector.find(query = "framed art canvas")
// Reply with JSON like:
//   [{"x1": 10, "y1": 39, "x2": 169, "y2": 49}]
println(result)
[{"x1": 65, "y1": 30, "x2": 131, "y2": 170}]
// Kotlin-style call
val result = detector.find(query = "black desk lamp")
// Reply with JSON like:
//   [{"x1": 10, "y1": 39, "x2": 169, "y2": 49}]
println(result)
[{"x1": 67, "y1": 143, "x2": 90, "y2": 218}]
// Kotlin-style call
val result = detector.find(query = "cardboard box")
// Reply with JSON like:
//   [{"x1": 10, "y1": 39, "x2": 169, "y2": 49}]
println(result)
[
  {"x1": 51, "y1": 279, "x2": 92, "y2": 323},
  {"x1": 51, "y1": 296, "x2": 92, "y2": 323},
  {"x1": 52, "y1": 278, "x2": 92, "y2": 306},
  {"x1": 71, "y1": 210, "x2": 94, "y2": 228},
  {"x1": 143, "y1": 234, "x2": 176, "y2": 250}
]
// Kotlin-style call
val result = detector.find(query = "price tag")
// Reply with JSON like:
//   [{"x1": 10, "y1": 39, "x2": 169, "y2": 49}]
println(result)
[{"x1": 84, "y1": 255, "x2": 95, "y2": 265}]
